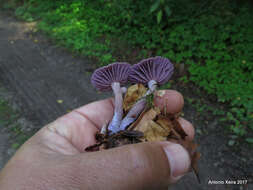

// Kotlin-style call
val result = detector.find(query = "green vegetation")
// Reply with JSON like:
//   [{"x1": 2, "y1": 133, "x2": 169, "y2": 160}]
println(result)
[
  {"x1": 0, "y1": 94, "x2": 30, "y2": 149},
  {"x1": 9, "y1": 123, "x2": 31, "y2": 149},
  {"x1": 0, "y1": 98, "x2": 17, "y2": 126},
  {"x1": 2, "y1": 0, "x2": 253, "y2": 137}
]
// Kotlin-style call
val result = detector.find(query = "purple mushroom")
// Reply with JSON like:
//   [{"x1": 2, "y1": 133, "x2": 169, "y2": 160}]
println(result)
[
  {"x1": 129, "y1": 56, "x2": 174, "y2": 93},
  {"x1": 119, "y1": 56, "x2": 174, "y2": 130},
  {"x1": 91, "y1": 62, "x2": 131, "y2": 134}
]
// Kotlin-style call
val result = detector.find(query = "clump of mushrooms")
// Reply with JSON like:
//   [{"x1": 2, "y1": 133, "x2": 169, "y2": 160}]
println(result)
[
  {"x1": 89, "y1": 60, "x2": 200, "y2": 183},
  {"x1": 91, "y1": 57, "x2": 174, "y2": 133},
  {"x1": 119, "y1": 56, "x2": 174, "y2": 130},
  {"x1": 91, "y1": 62, "x2": 131, "y2": 134}
]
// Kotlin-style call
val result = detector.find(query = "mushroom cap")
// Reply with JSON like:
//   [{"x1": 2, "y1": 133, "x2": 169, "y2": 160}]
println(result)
[
  {"x1": 91, "y1": 62, "x2": 131, "y2": 91},
  {"x1": 129, "y1": 56, "x2": 174, "y2": 85}
]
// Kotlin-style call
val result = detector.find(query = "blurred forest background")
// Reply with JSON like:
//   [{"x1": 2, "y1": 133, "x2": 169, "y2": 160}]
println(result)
[{"x1": 1, "y1": 0, "x2": 253, "y2": 142}]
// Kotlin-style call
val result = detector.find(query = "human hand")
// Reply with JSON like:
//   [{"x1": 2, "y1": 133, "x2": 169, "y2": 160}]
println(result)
[{"x1": 0, "y1": 90, "x2": 195, "y2": 190}]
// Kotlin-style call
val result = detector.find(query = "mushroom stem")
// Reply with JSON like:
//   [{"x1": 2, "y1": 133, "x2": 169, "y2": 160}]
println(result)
[
  {"x1": 121, "y1": 87, "x2": 127, "y2": 94},
  {"x1": 119, "y1": 98, "x2": 146, "y2": 130},
  {"x1": 119, "y1": 80, "x2": 157, "y2": 130},
  {"x1": 108, "y1": 82, "x2": 123, "y2": 133},
  {"x1": 146, "y1": 80, "x2": 157, "y2": 95}
]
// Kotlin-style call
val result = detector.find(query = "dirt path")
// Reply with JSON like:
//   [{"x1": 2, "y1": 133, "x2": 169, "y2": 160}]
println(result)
[
  {"x1": 0, "y1": 13, "x2": 252, "y2": 190},
  {"x1": 0, "y1": 13, "x2": 108, "y2": 168},
  {"x1": 0, "y1": 14, "x2": 109, "y2": 126}
]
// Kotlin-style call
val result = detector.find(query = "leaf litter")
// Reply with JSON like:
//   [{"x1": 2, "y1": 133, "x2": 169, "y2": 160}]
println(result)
[{"x1": 86, "y1": 84, "x2": 201, "y2": 183}]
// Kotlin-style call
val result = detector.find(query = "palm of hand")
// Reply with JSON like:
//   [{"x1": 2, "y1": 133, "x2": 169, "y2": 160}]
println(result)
[
  {"x1": 40, "y1": 98, "x2": 115, "y2": 155},
  {"x1": 0, "y1": 91, "x2": 195, "y2": 190}
]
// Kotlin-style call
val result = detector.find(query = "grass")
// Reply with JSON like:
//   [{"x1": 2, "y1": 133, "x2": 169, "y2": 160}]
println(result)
[
  {"x1": 0, "y1": 91, "x2": 31, "y2": 150},
  {"x1": 1, "y1": 0, "x2": 253, "y2": 139},
  {"x1": 0, "y1": 98, "x2": 17, "y2": 126}
]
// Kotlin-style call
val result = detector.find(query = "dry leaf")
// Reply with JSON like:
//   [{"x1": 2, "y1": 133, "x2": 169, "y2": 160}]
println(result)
[
  {"x1": 192, "y1": 152, "x2": 201, "y2": 172},
  {"x1": 128, "y1": 106, "x2": 149, "y2": 130},
  {"x1": 134, "y1": 108, "x2": 170, "y2": 142},
  {"x1": 123, "y1": 84, "x2": 147, "y2": 112},
  {"x1": 140, "y1": 120, "x2": 169, "y2": 141},
  {"x1": 156, "y1": 118, "x2": 173, "y2": 133},
  {"x1": 163, "y1": 114, "x2": 187, "y2": 140},
  {"x1": 135, "y1": 108, "x2": 160, "y2": 131},
  {"x1": 172, "y1": 118, "x2": 187, "y2": 139}
]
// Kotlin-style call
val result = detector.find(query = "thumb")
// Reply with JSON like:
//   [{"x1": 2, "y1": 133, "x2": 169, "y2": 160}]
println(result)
[{"x1": 77, "y1": 141, "x2": 191, "y2": 190}]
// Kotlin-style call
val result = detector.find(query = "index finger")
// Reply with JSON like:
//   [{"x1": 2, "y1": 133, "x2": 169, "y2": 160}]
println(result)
[{"x1": 75, "y1": 98, "x2": 115, "y2": 129}]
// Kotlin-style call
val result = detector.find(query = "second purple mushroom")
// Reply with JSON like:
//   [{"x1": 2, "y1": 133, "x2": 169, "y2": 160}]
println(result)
[{"x1": 119, "y1": 56, "x2": 174, "y2": 130}]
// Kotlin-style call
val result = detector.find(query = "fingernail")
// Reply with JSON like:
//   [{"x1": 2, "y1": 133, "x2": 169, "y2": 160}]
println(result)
[{"x1": 163, "y1": 143, "x2": 190, "y2": 178}]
